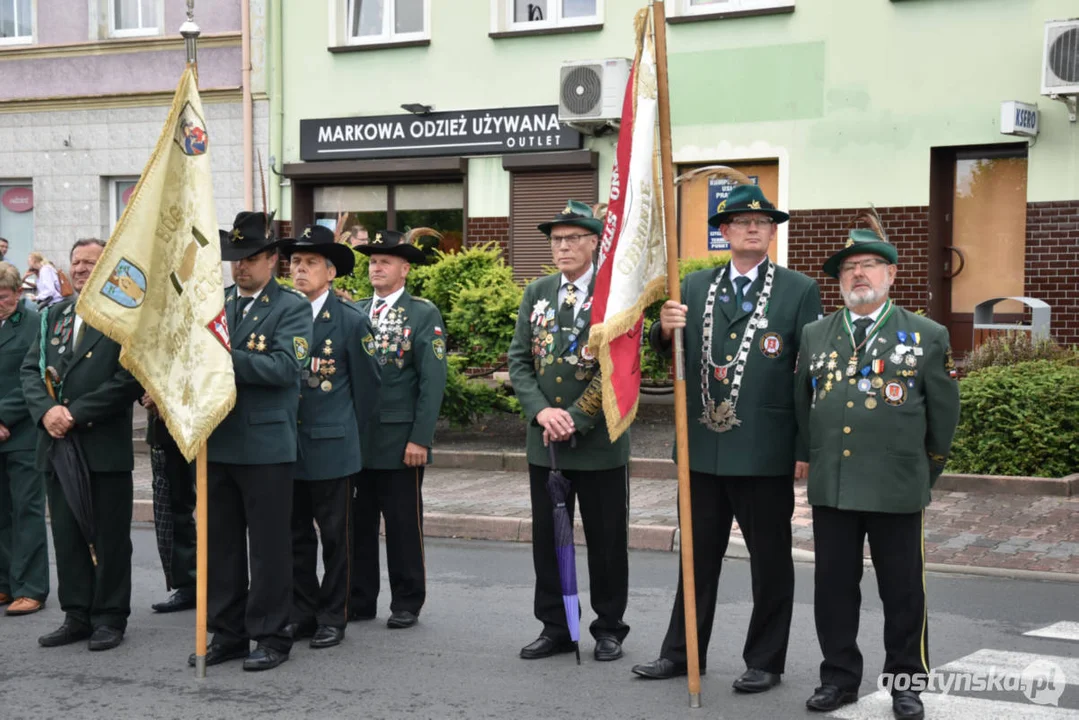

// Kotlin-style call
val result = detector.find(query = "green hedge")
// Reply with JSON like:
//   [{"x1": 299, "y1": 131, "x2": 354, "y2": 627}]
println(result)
[{"x1": 948, "y1": 359, "x2": 1079, "y2": 477}]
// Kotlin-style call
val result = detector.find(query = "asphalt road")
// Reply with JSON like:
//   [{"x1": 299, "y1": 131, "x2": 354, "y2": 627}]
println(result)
[{"x1": 0, "y1": 528, "x2": 1076, "y2": 719}]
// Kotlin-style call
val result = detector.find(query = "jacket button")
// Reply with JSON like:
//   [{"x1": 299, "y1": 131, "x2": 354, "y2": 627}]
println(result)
[
  {"x1": 555, "y1": 396, "x2": 562, "y2": 404},
  {"x1": 848, "y1": 378, "x2": 855, "y2": 385},
  {"x1": 557, "y1": 358, "x2": 563, "y2": 364},
  {"x1": 846, "y1": 401, "x2": 854, "y2": 408},
  {"x1": 297, "y1": 420, "x2": 302, "y2": 425},
  {"x1": 722, "y1": 379, "x2": 730, "y2": 385},
  {"x1": 843, "y1": 426, "x2": 851, "y2": 434},
  {"x1": 729, "y1": 333, "x2": 737, "y2": 340},
  {"x1": 555, "y1": 376, "x2": 562, "y2": 383},
  {"x1": 87, "y1": 422, "x2": 93, "y2": 428},
  {"x1": 726, "y1": 355, "x2": 733, "y2": 361},
  {"x1": 843, "y1": 449, "x2": 852, "y2": 457},
  {"x1": 63, "y1": 399, "x2": 70, "y2": 405}
]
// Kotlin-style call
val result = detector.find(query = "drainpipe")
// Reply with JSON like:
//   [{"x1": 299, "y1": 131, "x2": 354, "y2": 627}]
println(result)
[
  {"x1": 269, "y1": 0, "x2": 284, "y2": 217},
  {"x1": 242, "y1": 0, "x2": 253, "y2": 211}
]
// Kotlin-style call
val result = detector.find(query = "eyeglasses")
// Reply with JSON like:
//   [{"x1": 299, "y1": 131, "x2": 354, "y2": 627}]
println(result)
[
  {"x1": 549, "y1": 233, "x2": 595, "y2": 247},
  {"x1": 728, "y1": 217, "x2": 775, "y2": 228},
  {"x1": 839, "y1": 258, "x2": 888, "y2": 274}
]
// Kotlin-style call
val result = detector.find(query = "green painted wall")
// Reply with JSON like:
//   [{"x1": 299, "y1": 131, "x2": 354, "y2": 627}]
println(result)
[{"x1": 276, "y1": 0, "x2": 1079, "y2": 219}]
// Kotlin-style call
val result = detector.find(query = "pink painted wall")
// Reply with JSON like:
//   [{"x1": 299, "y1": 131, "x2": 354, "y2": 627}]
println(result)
[
  {"x1": 31, "y1": 0, "x2": 240, "y2": 49},
  {"x1": 36, "y1": 0, "x2": 89, "y2": 44}
]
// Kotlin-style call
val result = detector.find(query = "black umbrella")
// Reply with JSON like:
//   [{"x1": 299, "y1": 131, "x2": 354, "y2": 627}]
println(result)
[
  {"x1": 150, "y1": 442, "x2": 175, "y2": 590},
  {"x1": 44, "y1": 366, "x2": 97, "y2": 566},
  {"x1": 546, "y1": 440, "x2": 581, "y2": 665}
]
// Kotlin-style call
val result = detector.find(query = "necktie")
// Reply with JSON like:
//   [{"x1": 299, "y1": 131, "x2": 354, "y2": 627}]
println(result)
[
  {"x1": 373, "y1": 298, "x2": 386, "y2": 324},
  {"x1": 558, "y1": 282, "x2": 576, "y2": 334},
  {"x1": 733, "y1": 276, "x2": 751, "y2": 309},
  {"x1": 852, "y1": 317, "x2": 874, "y2": 347},
  {"x1": 237, "y1": 296, "x2": 253, "y2": 323}
]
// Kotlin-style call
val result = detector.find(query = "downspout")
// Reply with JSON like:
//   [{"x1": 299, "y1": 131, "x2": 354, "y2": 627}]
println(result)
[
  {"x1": 242, "y1": 0, "x2": 253, "y2": 211},
  {"x1": 269, "y1": 0, "x2": 283, "y2": 217}
]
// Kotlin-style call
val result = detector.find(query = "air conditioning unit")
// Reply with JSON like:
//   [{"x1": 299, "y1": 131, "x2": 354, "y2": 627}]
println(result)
[
  {"x1": 1042, "y1": 19, "x2": 1079, "y2": 96},
  {"x1": 558, "y1": 58, "x2": 631, "y2": 126}
]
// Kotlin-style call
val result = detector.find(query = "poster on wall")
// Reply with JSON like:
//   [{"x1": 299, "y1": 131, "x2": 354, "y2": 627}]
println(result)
[{"x1": 707, "y1": 175, "x2": 758, "y2": 251}]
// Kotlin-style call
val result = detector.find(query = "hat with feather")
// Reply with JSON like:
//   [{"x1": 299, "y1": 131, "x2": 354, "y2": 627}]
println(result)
[{"x1": 822, "y1": 206, "x2": 899, "y2": 278}]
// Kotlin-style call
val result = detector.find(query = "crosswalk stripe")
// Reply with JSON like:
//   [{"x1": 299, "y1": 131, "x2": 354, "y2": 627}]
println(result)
[
  {"x1": 939, "y1": 649, "x2": 1079, "y2": 685},
  {"x1": 1025, "y1": 622, "x2": 1079, "y2": 642},
  {"x1": 828, "y1": 689, "x2": 1079, "y2": 719}
]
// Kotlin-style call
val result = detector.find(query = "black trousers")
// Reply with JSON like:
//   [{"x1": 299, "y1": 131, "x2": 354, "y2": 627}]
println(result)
[
  {"x1": 0, "y1": 449, "x2": 49, "y2": 601},
  {"x1": 207, "y1": 462, "x2": 293, "y2": 653},
  {"x1": 152, "y1": 423, "x2": 196, "y2": 591},
  {"x1": 47, "y1": 470, "x2": 132, "y2": 630},
  {"x1": 812, "y1": 506, "x2": 929, "y2": 691},
  {"x1": 351, "y1": 467, "x2": 426, "y2": 616},
  {"x1": 660, "y1": 473, "x2": 794, "y2": 674},
  {"x1": 529, "y1": 464, "x2": 630, "y2": 643},
  {"x1": 292, "y1": 477, "x2": 352, "y2": 628}
]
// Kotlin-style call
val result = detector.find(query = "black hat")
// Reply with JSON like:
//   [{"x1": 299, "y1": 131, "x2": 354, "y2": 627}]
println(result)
[
  {"x1": 280, "y1": 224, "x2": 356, "y2": 276},
  {"x1": 707, "y1": 185, "x2": 789, "y2": 227},
  {"x1": 220, "y1": 211, "x2": 280, "y2": 261},
  {"x1": 355, "y1": 230, "x2": 427, "y2": 264}
]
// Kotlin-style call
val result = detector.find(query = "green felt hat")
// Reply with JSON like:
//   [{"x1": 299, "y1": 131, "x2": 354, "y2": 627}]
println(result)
[
  {"x1": 537, "y1": 200, "x2": 604, "y2": 237},
  {"x1": 707, "y1": 184, "x2": 789, "y2": 227},
  {"x1": 822, "y1": 228, "x2": 899, "y2": 278}
]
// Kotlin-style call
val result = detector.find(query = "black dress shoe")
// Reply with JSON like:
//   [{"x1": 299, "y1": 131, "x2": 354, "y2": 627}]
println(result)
[
  {"x1": 310, "y1": 625, "x2": 345, "y2": 649},
  {"x1": 732, "y1": 668, "x2": 781, "y2": 693},
  {"x1": 806, "y1": 685, "x2": 858, "y2": 712},
  {"x1": 188, "y1": 641, "x2": 249, "y2": 667},
  {"x1": 243, "y1": 645, "x2": 289, "y2": 672},
  {"x1": 631, "y1": 657, "x2": 688, "y2": 679},
  {"x1": 284, "y1": 621, "x2": 317, "y2": 640},
  {"x1": 386, "y1": 610, "x2": 418, "y2": 629},
  {"x1": 594, "y1": 636, "x2": 623, "y2": 662},
  {"x1": 892, "y1": 690, "x2": 924, "y2": 720},
  {"x1": 519, "y1": 636, "x2": 575, "y2": 660},
  {"x1": 152, "y1": 588, "x2": 196, "y2": 613},
  {"x1": 88, "y1": 626, "x2": 124, "y2": 651},
  {"x1": 39, "y1": 620, "x2": 92, "y2": 648}
]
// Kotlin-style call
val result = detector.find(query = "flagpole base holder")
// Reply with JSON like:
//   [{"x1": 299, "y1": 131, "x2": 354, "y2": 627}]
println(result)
[
  {"x1": 689, "y1": 692, "x2": 701, "y2": 708},
  {"x1": 194, "y1": 655, "x2": 206, "y2": 679}
]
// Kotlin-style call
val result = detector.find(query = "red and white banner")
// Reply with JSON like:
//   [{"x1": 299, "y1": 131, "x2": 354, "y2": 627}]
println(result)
[{"x1": 588, "y1": 8, "x2": 667, "y2": 442}]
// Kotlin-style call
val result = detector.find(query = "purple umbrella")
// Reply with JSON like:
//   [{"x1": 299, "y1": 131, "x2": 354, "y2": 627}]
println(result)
[{"x1": 546, "y1": 441, "x2": 581, "y2": 665}]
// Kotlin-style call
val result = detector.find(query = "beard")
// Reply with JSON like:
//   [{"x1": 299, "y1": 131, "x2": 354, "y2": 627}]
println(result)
[{"x1": 841, "y1": 283, "x2": 888, "y2": 309}]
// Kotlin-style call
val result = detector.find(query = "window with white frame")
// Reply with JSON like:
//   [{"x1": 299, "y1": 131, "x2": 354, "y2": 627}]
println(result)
[
  {"x1": 347, "y1": 0, "x2": 429, "y2": 45},
  {"x1": 0, "y1": 0, "x2": 32, "y2": 45},
  {"x1": 110, "y1": 0, "x2": 159, "y2": 38},
  {"x1": 501, "y1": 0, "x2": 602, "y2": 31},
  {"x1": 110, "y1": 178, "x2": 138, "y2": 231},
  {"x1": 675, "y1": 0, "x2": 794, "y2": 17}
]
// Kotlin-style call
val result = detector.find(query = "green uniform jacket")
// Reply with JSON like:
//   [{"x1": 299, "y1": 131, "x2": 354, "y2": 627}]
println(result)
[
  {"x1": 208, "y1": 280, "x2": 312, "y2": 466},
  {"x1": 356, "y1": 292, "x2": 448, "y2": 470},
  {"x1": 19, "y1": 299, "x2": 142, "y2": 473},
  {"x1": 296, "y1": 293, "x2": 381, "y2": 481},
  {"x1": 508, "y1": 272, "x2": 630, "y2": 471},
  {"x1": 794, "y1": 305, "x2": 961, "y2": 513},
  {"x1": 0, "y1": 308, "x2": 39, "y2": 453},
  {"x1": 650, "y1": 260, "x2": 822, "y2": 477}
]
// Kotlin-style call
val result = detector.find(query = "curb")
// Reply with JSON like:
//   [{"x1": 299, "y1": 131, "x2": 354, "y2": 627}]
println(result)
[{"x1": 131, "y1": 500, "x2": 1079, "y2": 584}]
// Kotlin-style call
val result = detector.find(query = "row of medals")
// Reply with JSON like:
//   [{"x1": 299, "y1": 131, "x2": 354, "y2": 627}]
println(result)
[
  {"x1": 531, "y1": 310, "x2": 593, "y2": 380},
  {"x1": 809, "y1": 336, "x2": 921, "y2": 409},
  {"x1": 376, "y1": 309, "x2": 410, "y2": 367},
  {"x1": 300, "y1": 338, "x2": 336, "y2": 392}
]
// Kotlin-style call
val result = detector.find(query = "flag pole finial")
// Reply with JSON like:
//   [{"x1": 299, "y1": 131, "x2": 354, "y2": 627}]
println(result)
[{"x1": 180, "y1": 0, "x2": 200, "y2": 67}]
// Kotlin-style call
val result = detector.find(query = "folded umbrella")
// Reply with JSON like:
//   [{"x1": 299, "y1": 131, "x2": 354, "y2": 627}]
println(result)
[
  {"x1": 150, "y1": 441, "x2": 175, "y2": 590},
  {"x1": 48, "y1": 431, "x2": 97, "y2": 567},
  {"x1": 546, "y1": 441, "x2": 581, "y2": 665}
]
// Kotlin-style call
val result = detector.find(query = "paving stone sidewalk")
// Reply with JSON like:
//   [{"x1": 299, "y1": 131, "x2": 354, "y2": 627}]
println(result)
[{"x1": 131, "y1": 457, "x2": 1079, "y2": 576}]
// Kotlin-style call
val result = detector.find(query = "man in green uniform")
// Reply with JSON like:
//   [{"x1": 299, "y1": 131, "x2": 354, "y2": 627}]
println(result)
[
  {"x1": 351, "y1": 230, "x2": 447, "y2": 629},
  {"x1": 21, "y1": 238, "x2": 143, "y2": 651},
  {"x1": 0, "y1": 261, "x2": 48, "y2": 616},
  {"x1": 508, "y1": 201, "x2": 631, "y2": 662},
  {"x1": 194, "y1": 212, "x2": 312, "y2": 671},
  {"x1": 281, "y1": 225, "x2": 380, "y2": 650},
  {"x1": 796, "y1": 223, "x2": 960, "y2": 720},
  {"x1": 632, "y1": 185, "x2": 822, "y2": 692}
]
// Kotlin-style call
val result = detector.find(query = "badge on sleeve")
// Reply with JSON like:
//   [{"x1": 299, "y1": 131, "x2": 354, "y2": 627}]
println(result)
[
  {"x1": 432, "y1": 338, "x2": 446, "y2": 360},
  {"x1": 294, "y1": 337, "x2": 309, "y2": 361},
  {"x1": 362, "y1": 333, "x2": 376, "y2": 357}
]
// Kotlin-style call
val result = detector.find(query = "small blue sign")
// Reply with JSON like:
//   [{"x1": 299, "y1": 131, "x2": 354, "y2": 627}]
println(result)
[
  {"x1": 707, "y1": 174, "x2": 759, "y2": 252},
  {"x1": 100, "y1": 257, "x2": 147, "y2": 308}
]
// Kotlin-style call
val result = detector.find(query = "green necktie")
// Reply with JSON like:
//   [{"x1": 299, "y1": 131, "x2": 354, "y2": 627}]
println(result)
[
  {"x1": 558, "y1": 282, "x2": 576, "y2": 334},
  {"x1": 853, "y1": 317, "x2": 874, "y2": 347},
  {"x1": 733, "y1": 276, "x2": 751, "y2": 309}
]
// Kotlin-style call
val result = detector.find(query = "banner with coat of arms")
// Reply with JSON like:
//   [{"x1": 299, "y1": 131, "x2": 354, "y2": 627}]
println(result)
[
  {"x1": 587, "y1": 7, "x2": 667, "y2": 442},
  {"x1": 77, "y1": 65, "x2": 235, "y2": 461}
]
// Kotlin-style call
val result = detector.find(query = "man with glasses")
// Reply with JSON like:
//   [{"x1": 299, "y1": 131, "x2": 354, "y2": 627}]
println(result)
[
  {"x1": 795, "y1": 223, "x2": 959, "y2": 720},
  {"x1": 508, "y1": 200, "x2": 631, "y2": 662},
  {"x1": 632, "y1": 185, "x2": 822, "y2": 695}
]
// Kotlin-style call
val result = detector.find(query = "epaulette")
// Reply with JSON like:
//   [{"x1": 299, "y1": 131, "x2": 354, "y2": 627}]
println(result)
[
  {"x1": 413, "y1": 297, "x2": 432, "y2": 305},
  {"x1": 357, "y1": 297, "x2": 373, "y2": 304},
  {"x1": 284, "y1": 285, "x2": 306, "y2": 298}
]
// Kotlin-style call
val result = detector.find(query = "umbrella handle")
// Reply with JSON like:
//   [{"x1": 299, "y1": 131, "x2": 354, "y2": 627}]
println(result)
[{"x1": 547, "y1": 435, "x2": 578, "y2": 470}]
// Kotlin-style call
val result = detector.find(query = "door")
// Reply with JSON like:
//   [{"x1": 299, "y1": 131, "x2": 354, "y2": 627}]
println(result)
[{"x1": 676, "y1": 160, "x2": 779, "y2": 262}]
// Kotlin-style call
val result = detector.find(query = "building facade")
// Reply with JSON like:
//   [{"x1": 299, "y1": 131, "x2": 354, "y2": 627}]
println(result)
[
  {"x1": 0, "y1": 0, "x2": 269, "y2": 275},
  {"x1": 275, "y1": 0, "x2": 1079, "y2": 351}
]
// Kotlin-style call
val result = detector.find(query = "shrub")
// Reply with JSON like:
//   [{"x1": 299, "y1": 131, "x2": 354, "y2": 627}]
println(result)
[
  {"x1": 441, "y1": 356, "x2": 520, "y2": 427},
  {"x1": 948, "y1": 359, "x2": 1079, "y2": 477},
  {"x1": 964, "y1": 331, "x2": 1077, "y2": 373}
]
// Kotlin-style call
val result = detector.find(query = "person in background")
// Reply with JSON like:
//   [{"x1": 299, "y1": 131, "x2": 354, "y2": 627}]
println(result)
[{"x1": 27, "y1": 253, "x2": 64, "y2": 309}]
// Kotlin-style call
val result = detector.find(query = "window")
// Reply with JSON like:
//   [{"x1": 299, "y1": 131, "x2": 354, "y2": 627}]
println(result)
[
  {"x1": 0, "y1": 0, "x2": 32, "y2": 45},
  {"x1": 0, "y1": 183, "x2": 34, "y2": 274},
  {"x1": 110, "y1": 178, "x2": 138, "y2": 231},
  {"x1": 110, "y1": 0, "x2": 159, "y2": 38},
  {"x1": 347, "y1": 0, "x2": 429, "y2": 45},
  {"x1": 500, "y1": 0, "x2": 602, "y2": 32},
  {"x1": 312, "y1": 182, "x2": 462, "y2": 250},
  {"x1": 673, "y1": 0, "x2": 794, "y2": 18}
]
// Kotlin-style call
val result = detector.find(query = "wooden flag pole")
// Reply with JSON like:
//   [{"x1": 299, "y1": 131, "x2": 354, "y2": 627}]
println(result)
[
  {"x1": 651, "y1": 0, "x2": 702, "y2": 708},
  {"x1": 195, "y1": 442, "x2": 209, "y2": 678}
]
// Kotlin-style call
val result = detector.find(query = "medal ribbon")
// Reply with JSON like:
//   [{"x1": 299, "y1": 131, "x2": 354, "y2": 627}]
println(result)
[{"x1": 842, "y1": 300, "x2": 895, "y2": 358}]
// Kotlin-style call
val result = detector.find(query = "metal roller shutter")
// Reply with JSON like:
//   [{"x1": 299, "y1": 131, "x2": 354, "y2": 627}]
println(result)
[{"x1": 509, "y1": 169, "x2": 598, "y2": 283}]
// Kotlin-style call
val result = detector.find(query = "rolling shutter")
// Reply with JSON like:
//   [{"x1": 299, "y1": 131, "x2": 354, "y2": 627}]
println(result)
[{"x1": 509, "y1": 169, "x2": 597, "y2": 282}]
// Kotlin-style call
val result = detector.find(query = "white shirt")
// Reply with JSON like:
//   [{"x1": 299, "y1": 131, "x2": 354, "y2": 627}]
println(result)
[
  {"x1": 370, "y1": 286, "x2": 406, "y2": 324},
  {"x1": 850, "y1": 302, "x2": 886, "y2": 324},
  {"x1": 558, "y1": 264, "x2": 594, "y2": 320},
  {"x1": 73, "y1": 312, "x2": 84, "y2": 350},
  {"x1": 727, "y1": 257, "x2": 767, "y2": 286},
  {"x1": 237, "y1": 287, "x2": 264, "y2": 318},
  {"x1": 311, "y1": 289, "x2": 330, "y2": 320}
]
